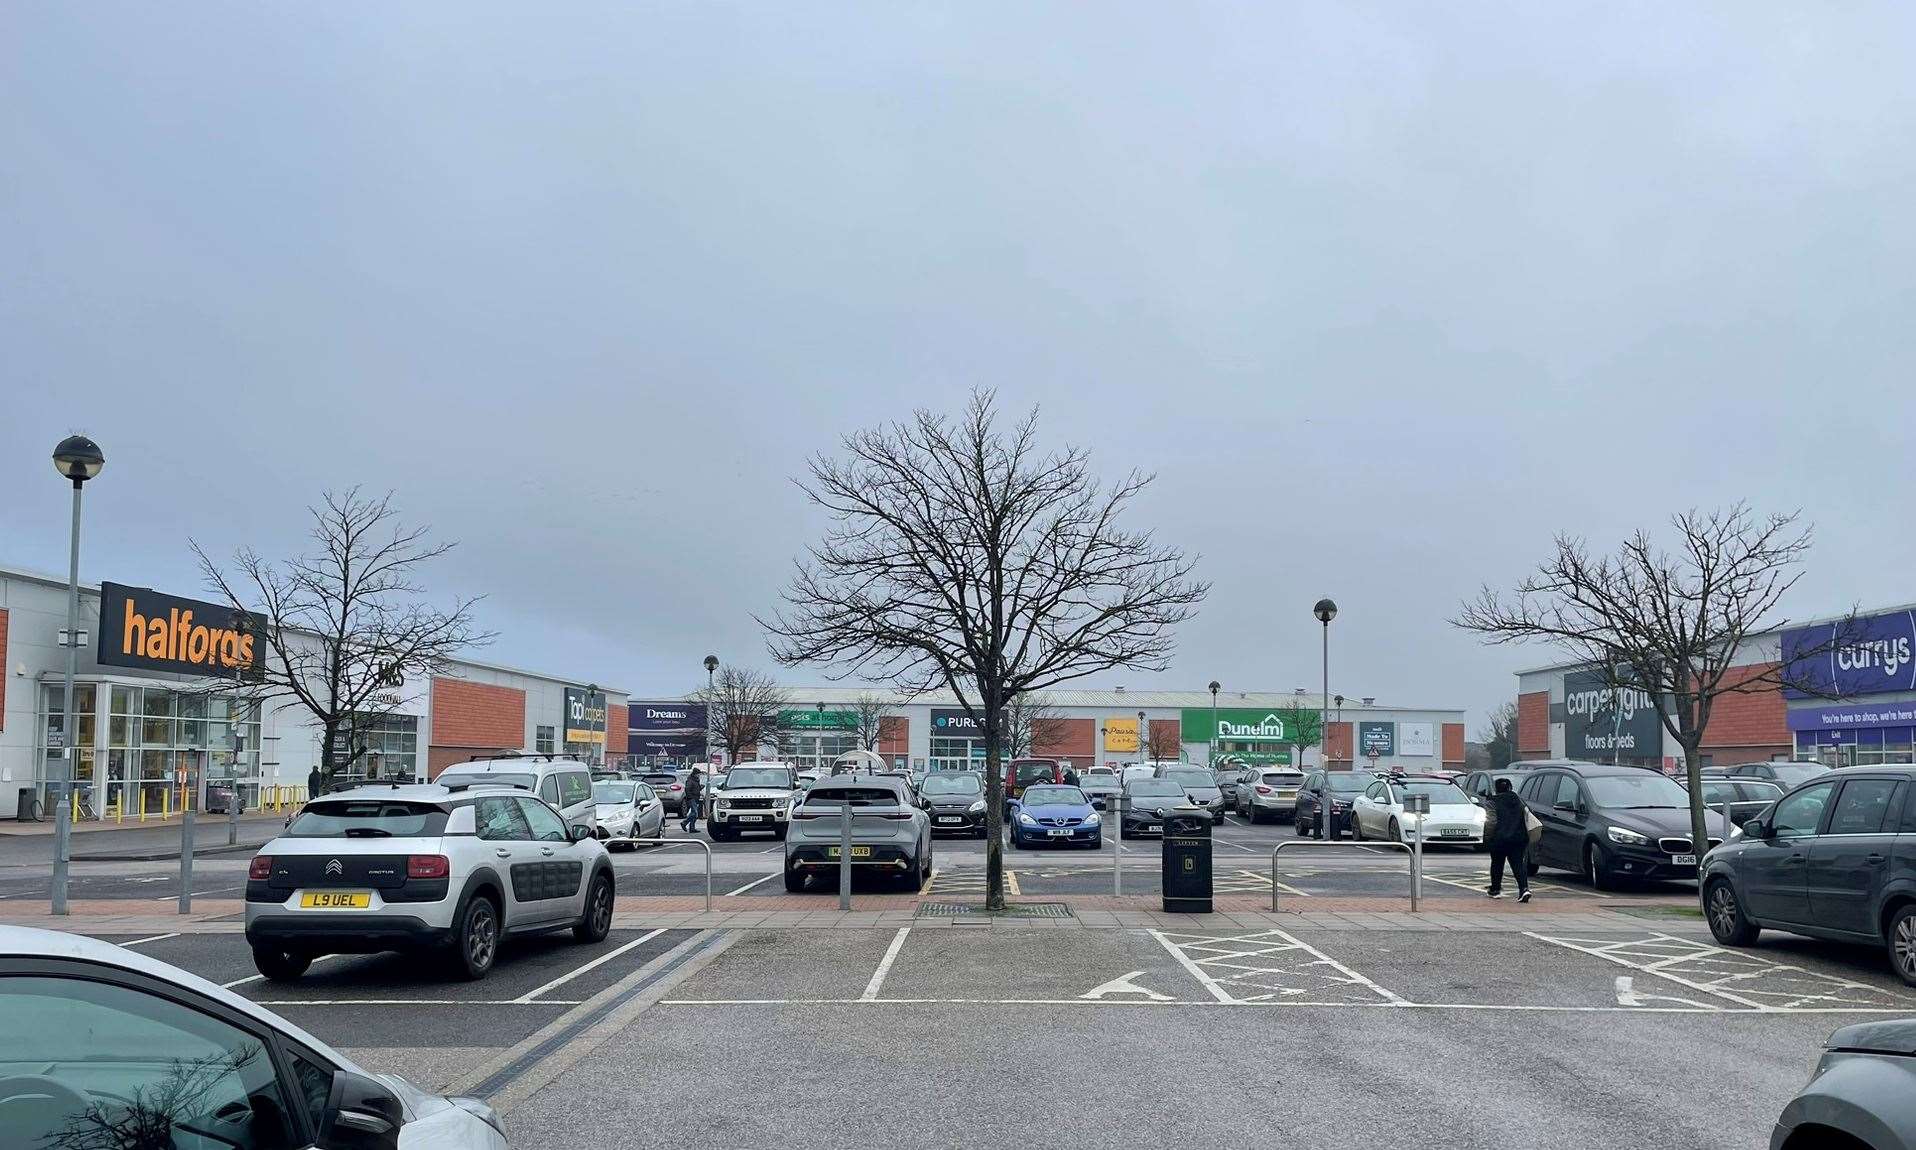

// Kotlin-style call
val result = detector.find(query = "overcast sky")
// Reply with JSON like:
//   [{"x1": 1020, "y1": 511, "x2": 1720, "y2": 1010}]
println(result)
[{"x1": 4, "y1": 3, "x2": 1912, "y2": 729}]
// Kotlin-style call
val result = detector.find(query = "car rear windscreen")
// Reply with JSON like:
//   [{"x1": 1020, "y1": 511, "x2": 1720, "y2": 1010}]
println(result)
[
  {"x1": 802, "y1": 787, "x2": 902, "y2": 807},
  {"x1": 287, "y1": 801, "x2": 448, "y2": 838}
]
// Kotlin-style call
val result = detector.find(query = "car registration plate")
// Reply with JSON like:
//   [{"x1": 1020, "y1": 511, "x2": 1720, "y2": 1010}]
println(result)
[
  {"x1": 1671, "y1": 852, "x2": 1697, "y2": 866},
  {"x1": 299, "y1": 891, "x2": 370, "y2": 909},
  {"x1": 736, "y1": 815, "x2": 764, "y2": 823},
  {"x1": 1440, "y1": 829, "x2": 1471, "y2": 838},
  {"x1": 1143, "y1": 823, "x2": 1161, "y2": 832},
  {"x1": 936, "y1": 816, "x2": 962, "y2": 824},
  {"x1": 1047, "y1": 828, "x2": 1071, "y2": 837},
  {"x1": 825, "y1": 846, "x2": 873, "y2": 859}
]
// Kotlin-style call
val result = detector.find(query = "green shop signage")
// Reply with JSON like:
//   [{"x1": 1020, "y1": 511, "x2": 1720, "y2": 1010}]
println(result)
[
  {"x1": 779, "y1": 709, "x2": 858, "y2": 731},
  {"x1": 1215, "y1": 750, "x2": 1294, "y2": 766},
  {"x1": 1181, "y1": 708, "x2": 1297, "y2": 744}
]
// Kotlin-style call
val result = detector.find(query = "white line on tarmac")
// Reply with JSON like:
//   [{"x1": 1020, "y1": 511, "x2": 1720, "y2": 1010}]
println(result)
[
  {"x1": 724, "y1": 872, "x2": 781, "y2": 896},
  {"x1": 758, "y1": 843, "x2": 785, "y2": 854},
  {"x1": 514, "y1": 928, "x2": 669, "y2": 1004},
  {"x1": 252, "y1": 998, "x2": 585, "y2": 1007},
  {"x1": 1524, "y1": 932, "x2": 1772, "y2": 1010},
  {"x1": 861, "y1": 928, "x2": 912, "y2": 1001},
  {"x1": 223, "y1": 955, "x2": 343, "y2": 989},
  {"x1": 120, "y1": 933, "x2": 180, "y2": 947},
  {"x1": 654, "y1": 996, "x2": 1915, "y2": 1014},
  {"x1": 1149, "y1": 928, "x2": 1236, "y2": 1003},
  {"x1": 155, "y1": 887, "x2": 238, "y2": 901},
  {"x1": 1267, "y1": 927, "x2": 1407, "y2": 1004}
]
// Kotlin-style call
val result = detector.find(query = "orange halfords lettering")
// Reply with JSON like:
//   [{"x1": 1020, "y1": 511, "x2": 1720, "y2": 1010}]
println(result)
[{"x1": 120, "y1": 595, "x2": 254, "y2": 672}]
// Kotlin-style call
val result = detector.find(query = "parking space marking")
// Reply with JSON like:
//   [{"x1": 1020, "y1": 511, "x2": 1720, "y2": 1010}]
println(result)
[
  {"x1": 513, "y1": 928, "x2": 669, "y2": 1004},
  {"x1": 1527, "y1": 931, "x2": 1916, "y2": 1012},
  {"x1": 1080, "y1": 970, "x2": 1174, "y2": 1001},
  {"x1": 223, "y1": 954, "x2": 344, "y2": 990},
  {"x1": 723, "y1": 872, "x2": 780, "y2": 896},
  {"x1": 120, "y1": 933, "x2": 180, "y2": 948},
  {"x1": 860, "y1": 928, "x2": 911, "y2": 1001},
  {"x1": 1154, "y1": 928, "x2": 1405, "y2": 1005},
  {"x1": 1421, "y1": 871, "x2": 1594, "y2": 899},
  {"x1": 252, "y1": 998, "x2": 584, "y2": 1007}
]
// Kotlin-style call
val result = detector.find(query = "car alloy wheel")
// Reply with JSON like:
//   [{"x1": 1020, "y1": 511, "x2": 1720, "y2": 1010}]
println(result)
[
  {"x1": 576, "y1": 874, "x2": 614, "y2": 942},
  {"x1": 1892, "y1": 909, "x2": 1916, "y2": 986},
  {"x1": 462, "y1": 898, "x2": 499, "y2": 977}
]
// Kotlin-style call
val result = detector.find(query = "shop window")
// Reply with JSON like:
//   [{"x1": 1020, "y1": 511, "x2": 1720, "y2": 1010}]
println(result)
[{"x1": 536, "y1": 725, "x2": 556, "y2": 754}]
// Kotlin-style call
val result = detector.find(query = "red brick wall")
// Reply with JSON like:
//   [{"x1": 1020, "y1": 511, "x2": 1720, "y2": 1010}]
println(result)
[
  {"x1": 1517, "y1": 691, "x2": 1550, "y2": 755},
  {"x1": 1442, "y1": 722, "x2": 1465, "y2": 765},
  {"x1": 606, "y1": 703, "x2": 628, "y2": 756},
  {"x1": 1146, "y1": 718, "x2": 1182, "y2": 759},
  {"x1": 0, "y1": 608, "x2": 8, "y2": 730},
  {"x1": 1701, "y1": 662, "x2": 1789, "y2": 752},
  {"x1": 1034, "y1": 717, "x2": 1095, "y2": 761},
  {"x1": 1325, "y1": 722, "x2": 1353, "y2": 764},
  {"x1": 878, "y1": 716, "x2": 909, "y2": 756},
  {"x1": 430, "y1": 677, "x2": 526, "y2": 748}
]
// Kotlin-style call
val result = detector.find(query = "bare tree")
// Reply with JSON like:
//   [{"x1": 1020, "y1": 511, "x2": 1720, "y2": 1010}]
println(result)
[
  {"x1": 1270, "y1": 704, "x2": 1323, "y2": 772},
  {"x1": 1453, "y1": 504, "x2": 1851, "y2": 864},
  {"x1": 1004, "y1": 693, "x2": 1064, "y2": 759},
  {"x1": 849, "y1": 692, "x2": 896, "y2": 751},
  {"x1": 195, "y1": 490, "x2": 487, "y2": 792},
  {"x1": 762, "y1": 391, "x2": 1207, "y2": 909},
  {"x1": 1478, "y1": 700, "x2": 1519, "y2": 770},
  {"x1": 698, "y1": 664, "x2": 788, "y2": 765},
  {"x1": 1146, "y1": 719, "x2": 1183, "y2": 761}
]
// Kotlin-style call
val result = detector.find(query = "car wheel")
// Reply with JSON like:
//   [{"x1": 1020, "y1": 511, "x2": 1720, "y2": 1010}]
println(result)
[
  {"x1": 1294, "y1": 813, "x2": 1308, "y2": 837},
  {"x1": 1706, "y1": 878, "x2": 1760, "y2": 948},
  {"x1": 784, "y1": 867, "x2": 806, "y2": 893},
  {"x1": 1888, "y1": 905, "x2": 1916, "y2": 987},
  {"x1": 574, "y1": 873, "x2": 615, "y2": 943},
  {"x1": 1584, "y1": 841, "x2": 1615, "y2": 891},
  {"x1": 1388, "y1": 820, "x2": 1402, "y2": 844},
  {"x1": 451, "y1": 894, "x2": 500, "y2": 980},
  {"x1": 918, "y1": 847, "x2": 933, "y2": 889},
  {"x1": 252, "y1": 947, "x2": 310, "y2": 982},
  {"x1": 1526, "y1": 856, "x2": 1541, "y2": 877}
]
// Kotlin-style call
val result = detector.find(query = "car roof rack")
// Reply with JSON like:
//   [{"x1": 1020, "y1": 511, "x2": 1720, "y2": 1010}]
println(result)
[{"x1": 466, "y1": 751, "x2": 565, "y2": 763}]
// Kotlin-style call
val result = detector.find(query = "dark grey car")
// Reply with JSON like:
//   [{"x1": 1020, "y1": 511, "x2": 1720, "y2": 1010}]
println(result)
[
  {"x1": 1771, "y1": 1019, "x2": 1916, "y2": 1149},
  {"x1": 919, "y1": 771, "x2": 988, "y2": 837},
  {"x1": 1700, "y1": 766, "x2": 1916, "y2": 987},
  {"x1": 1519, "y1": 763, "x2": 1729, "y2": 889}
]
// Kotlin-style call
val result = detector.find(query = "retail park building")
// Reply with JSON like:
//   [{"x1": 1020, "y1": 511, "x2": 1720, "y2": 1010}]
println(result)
[
  {"x1": 624, "y1": 687, "x2": 1468, "y2": 776},
  {"x1": 0, "y1": 563, "x2": 628, "y2": 821},
  {"x1": 1514, "y1": 603, "x2": 1916, "y2": 770}
]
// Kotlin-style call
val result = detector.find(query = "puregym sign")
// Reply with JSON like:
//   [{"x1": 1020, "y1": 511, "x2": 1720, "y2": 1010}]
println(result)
[{"x1": 1180, "y1": 708, "x2": 1293, "y2": 744}]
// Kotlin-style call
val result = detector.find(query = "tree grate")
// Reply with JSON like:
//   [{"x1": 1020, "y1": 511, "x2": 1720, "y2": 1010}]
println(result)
[{"x1": 915, "y1": 901, "x2": 1074, "y2": 919}]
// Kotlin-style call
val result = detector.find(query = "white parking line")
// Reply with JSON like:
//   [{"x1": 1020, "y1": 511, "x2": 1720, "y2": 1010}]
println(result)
[
  {"x1": 655, "y1": 996, "x2": 1904, "y2": 1013},
  {"x1": 253, "y1": 998, "x2": 585, "y2": 1007},
  {"x1": 223, "y1": 953, "x2": 345, "y2": 990},
  {"x1": 514, "y1": 928, "x2": 669, "y2": 1004},
  {"x1": 861, "y1": 928, "x2": 912, "y2": 1001},
  {"x1": 120, "y1": 933, "x2": 180, "y2": 948},
  {"x1": 1149, "y1": 928, "x2": 1237, "y2": 1003},
  {"x1": 758, "y1": 843, "x2": 785, "y2": 854},
  {"x1": 154, "y1": 887, "x2": 238, "y2": 901},
  {"x1": 724, "y1": 872, "x2": 781, "y2": 896}
]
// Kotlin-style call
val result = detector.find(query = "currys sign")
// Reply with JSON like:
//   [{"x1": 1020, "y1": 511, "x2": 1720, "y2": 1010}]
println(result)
[{"x1": 1783, "y1": 610, "x2": 1916, "y2": 699}]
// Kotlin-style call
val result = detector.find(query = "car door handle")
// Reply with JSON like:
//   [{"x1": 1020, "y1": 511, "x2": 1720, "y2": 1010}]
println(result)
[
  {"x1": 495, "y1": 848, "x2": 511, "y2": 858},
  {"x1": 541, "y1": 847, "x2": 555, "y2": 856},
  {"x1": 1866, "y1": 854, "x2": 1887, "y2": 865}
]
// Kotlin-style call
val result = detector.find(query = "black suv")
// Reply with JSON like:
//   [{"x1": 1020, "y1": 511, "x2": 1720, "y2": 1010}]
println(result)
[
  {"x1": 1518, "y1": 761, "x2": 1729, "y2": 889},
  {"x1": 1700, "y1": 766, "x2": 1916, "y2": 987}
]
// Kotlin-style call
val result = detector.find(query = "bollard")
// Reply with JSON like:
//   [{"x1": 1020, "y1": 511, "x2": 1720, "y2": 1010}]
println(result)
[
  {"x1": 178, "y1": 784, "x2": 197, "y2": 914},
  {"x1": 839, "y1": 802, "x2": 853, "y2": 911},
  {"x1": 1112, "y1": 795, "x2": 1125, "y2": 896}
]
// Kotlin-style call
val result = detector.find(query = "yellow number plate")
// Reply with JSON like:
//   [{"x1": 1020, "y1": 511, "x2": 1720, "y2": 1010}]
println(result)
[
  {"x1": 825, "y1": 846, "x2": 873, "y2": 859},
  {"x1": 300, "y1": 891, "x2": 371, "y2": 909}
]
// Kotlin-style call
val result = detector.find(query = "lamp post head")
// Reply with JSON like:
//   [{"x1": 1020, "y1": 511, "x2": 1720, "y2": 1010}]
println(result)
[
  {"x1": 1313, "y1": 598, "x2": 1338, "y2": 624},
  {"x1": 52, "y1": 435, "x2": 104, "y2": 484},
  {"x1": 1335, "y1": 694, "x2": 1345, "y2": 708},
  {"x1": 1208, "y1": 680, "x2": 1220, "y2": 695},
  {"x1": 703, "y1": 655, "x2": 719, "y2": 674}
]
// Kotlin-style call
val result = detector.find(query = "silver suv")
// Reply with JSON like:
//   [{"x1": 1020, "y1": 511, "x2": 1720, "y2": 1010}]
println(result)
[
  {"x1": 708, "y1": 762, "x2": 801, "y2": 841},
  {"x1": 245, "y1": 783, "x2": 616, "y2": 981},
  {"x1": 783, "y1": 774, "x2": 932, "y2": 892}
]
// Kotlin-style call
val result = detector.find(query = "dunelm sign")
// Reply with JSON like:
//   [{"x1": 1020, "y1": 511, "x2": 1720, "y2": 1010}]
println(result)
[{"x1": 1180, "y1": 708, "x2": 1291, "y2": 743}]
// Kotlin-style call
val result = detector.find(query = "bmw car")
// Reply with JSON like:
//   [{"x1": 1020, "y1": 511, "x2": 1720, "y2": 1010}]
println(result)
[{"x1": 1008, "y1": 784, "x2": 1101, "y2": 849}]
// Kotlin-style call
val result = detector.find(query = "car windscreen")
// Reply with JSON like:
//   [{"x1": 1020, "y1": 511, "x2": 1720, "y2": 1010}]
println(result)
[
  {"x1": 724, "y1": 767, "x2": 791, "y2": 789},
  {"x1": 1022, "y1": 786, "x2": 1086, "y2": 806},
  {"x1": 921, "y1": 774, "x2": 982, "y2": 796},
  {"x1": 1326, "y1": 774, "x2": 1370, "y2": 794},
  {"x1": 1127, "y1": 780, "x2": 1183, "y2": 798},
  {"x1": 1013, "y1": 763, "x2": 1057, "y2": 783},
  {"x1": 593, "y1": 782, "x2": 635, "y2": 804},
  {"x1": 1397, "y1": 781, "x2": 1469, "y2": 804},
  {"x1": 801, "y1": 786, "x2": 902, "y2": 807},
  {"x1": 1084, "y1": 770, "x2": 1117, "y2": 781},
  {"x1": 1771, "y1": 765, "x2": 1830, "y2": 786},
  {"x1": 286, "y1": 800, "x2": 448, "y2": 838},
  {"x1": 1164, "y1": 768, "x2": 1213, "y2": 787},
  {"x1": 642, "y1": 773, "x2": 677, "y2": 785},
  {"x1": 1261, "y1": 771, "x2": 1302, "y2": 784},
  {"x1": 1737, "y1": 781, "x2": 1784, "y2": 801},
  {"x1": 1585, "y1": 773, "x2": 1691, "y2": 808},
  {"x1": 437, "y1": 770, "x2": 536, "y2": 791}
]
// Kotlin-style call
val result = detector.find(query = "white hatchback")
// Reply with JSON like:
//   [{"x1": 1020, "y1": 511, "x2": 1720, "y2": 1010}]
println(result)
[{"x1": 1350, "y1": 776, "x2": 1486, "y2": 846}]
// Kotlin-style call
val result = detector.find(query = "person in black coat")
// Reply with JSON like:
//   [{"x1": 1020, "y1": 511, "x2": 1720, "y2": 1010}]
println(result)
[
  {"x1": 1486, "y1": 777, "x2": 1531, "y2": 902},
  {"x1": 1062, "y1": 766, "x2": 1081, "y2": 788},
  {"x1": 680, "y1": 768, "x2": 703, "y2": 833}
]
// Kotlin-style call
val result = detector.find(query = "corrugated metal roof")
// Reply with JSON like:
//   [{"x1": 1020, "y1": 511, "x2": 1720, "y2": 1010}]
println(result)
[{"x1": 651, "y1": 684, "x2": 1461, "y2": 714}]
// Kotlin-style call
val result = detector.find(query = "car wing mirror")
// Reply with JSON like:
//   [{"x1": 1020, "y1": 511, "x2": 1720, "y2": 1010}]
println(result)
[
  {"x1": 321, "y1": 1069, "x2": 403, "y2": 1150},
  {"x1": 1552, "y1": 800, "x2": 1577, "y2": 813},
  {"x1": 568, "y1": 823, "x2": 593, "y2": 843}
]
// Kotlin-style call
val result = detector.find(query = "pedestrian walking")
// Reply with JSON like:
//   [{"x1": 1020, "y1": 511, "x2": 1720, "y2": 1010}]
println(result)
[
  {"x1": 681, "y1": 768, "x2": 703, "y2": 833},
  {"x1": 1062, "y1": 765, "x2": 1081, "y2": 788},
  {"x1": 306, "y1": 766, "x2": 323, "y2": 800},
  {"x1": 1485, "y1": 777, "x2": 1532, "y2": 902}
]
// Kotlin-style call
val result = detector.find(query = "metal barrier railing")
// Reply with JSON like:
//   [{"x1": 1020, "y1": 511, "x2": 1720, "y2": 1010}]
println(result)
[
  {"x1": 606, "y1": 836, "x2": 713, "y2": 911},
  {"x1": 1269, "y1": 838, "x2": 1420, "y2": 913}
]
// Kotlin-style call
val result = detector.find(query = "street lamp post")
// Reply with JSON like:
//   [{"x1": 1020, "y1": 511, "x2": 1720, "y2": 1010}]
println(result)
[
  {"x1": 1137, "y1": 709, "x2": 1146, "y2": 763},
  {"x1": 1313, "y1": 599, "x2": 1338, "y2": 838},
  {"x1": 50, "y1": 436, "x2": 104, "y2": 916},
  {"x1": 1208, "y1": 680, "x2": 1220, "y2": 768},
  {"x1": 702, "y1": 655, "x2": 719, "y2": 770}
]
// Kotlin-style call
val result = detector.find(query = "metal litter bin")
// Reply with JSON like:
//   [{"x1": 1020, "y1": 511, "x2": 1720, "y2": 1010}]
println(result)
[{"x1": 1162, "y1": 806, "x2": 1213, "y2": 913}]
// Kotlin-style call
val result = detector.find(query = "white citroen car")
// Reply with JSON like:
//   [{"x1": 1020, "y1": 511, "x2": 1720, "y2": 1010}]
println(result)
[{"x1": 1350, "y1": 775, "x2": 1486, "y2": 846}]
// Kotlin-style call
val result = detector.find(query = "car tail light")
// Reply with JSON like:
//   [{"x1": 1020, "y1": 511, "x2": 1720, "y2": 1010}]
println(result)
[
  {"x1": 248, "y1": 855, "x2": 272, "y2": 881},
  {"x1": 670, "y1": 784, "x2": 683, "y2": 792},
  {"x1": 408, "y1": 855, "x2": 450, "y2": 880},
  {"x1": 790, "y1": 808, "x2": 825, "y2": 820},
  {"x1": 1255, "y1": 785, "x2": 1273, "y2": 795},
  {"x1": 879, "y1": 811, "x2": 914, "y2": 820}
]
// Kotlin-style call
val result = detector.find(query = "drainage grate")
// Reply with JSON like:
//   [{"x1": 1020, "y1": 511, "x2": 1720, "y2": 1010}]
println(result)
[{"x1": 915, "y1": 901, "x2": 1075, "y2": 919}]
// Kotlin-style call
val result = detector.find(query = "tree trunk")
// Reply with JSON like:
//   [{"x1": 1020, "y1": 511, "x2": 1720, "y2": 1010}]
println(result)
[
  {"x1": 319, "y1": 723, "x2": 337, "y2": 796},
  {"x1": 983, "y1": 699, "x2": 1005, "y2": 912},
  {"x1": 1682, "y1": 740, "x2": 1710, "y2": 859}
]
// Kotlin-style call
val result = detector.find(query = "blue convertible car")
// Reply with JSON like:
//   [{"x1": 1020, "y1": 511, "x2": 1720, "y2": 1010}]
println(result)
[{"x1": 1008, "y1": 784, "x2": 1102, "y2": 849}]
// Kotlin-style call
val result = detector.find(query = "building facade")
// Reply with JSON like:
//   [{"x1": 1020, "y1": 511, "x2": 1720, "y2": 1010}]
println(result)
[
  {"x1": 1512, "y1": 603, "x2": 1916, "y2": 770},
  {"x1": 624, "y1": 687, "x2": 1467, "y2": 775},
  {"x1": 0, "y1": 563, "x2": 625, "y2": 820}
]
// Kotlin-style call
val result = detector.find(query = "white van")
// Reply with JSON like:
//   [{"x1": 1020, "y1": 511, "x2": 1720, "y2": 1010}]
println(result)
[{"x1": 434, "y1": 754, "x2": 598, "y2": 837}]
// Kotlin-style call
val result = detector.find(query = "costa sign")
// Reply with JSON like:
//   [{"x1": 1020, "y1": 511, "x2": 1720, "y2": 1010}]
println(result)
[{"x1": 97, "y1": 582, "x2": 265, "y2": 680}]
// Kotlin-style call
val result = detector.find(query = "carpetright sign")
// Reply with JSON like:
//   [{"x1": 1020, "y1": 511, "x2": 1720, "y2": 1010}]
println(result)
[
  {"x1": 1180, "y1": 708, "x2": 1294, "y2": 744},
  {"x1": 1558, "y1": 669, "x2": 1661, "y2": 758}
]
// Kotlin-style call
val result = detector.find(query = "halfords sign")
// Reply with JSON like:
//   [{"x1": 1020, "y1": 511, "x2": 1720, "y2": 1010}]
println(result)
[
  {"x1": 1560, "y1": 669, "x2": 1661, "y2": 757},
  {"x1": 1783, "y1": 610, "x2": 1916, "y2": 699},
  {"x1": 1180, "y1": 708, "x2": 1292, "y2": 743},
  {"x1": 97, "y1": 582, "x2": 266, "y2": 680}
]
